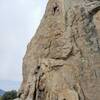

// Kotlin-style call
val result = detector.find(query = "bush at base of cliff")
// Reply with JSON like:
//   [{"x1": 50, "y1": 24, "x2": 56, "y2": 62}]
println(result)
[
  {"x1": 2, "y1": 90, "x2": 17, "y2": 100},
  {"x1": 0, "y1": 96, "x2": 2, "y2": 100}
]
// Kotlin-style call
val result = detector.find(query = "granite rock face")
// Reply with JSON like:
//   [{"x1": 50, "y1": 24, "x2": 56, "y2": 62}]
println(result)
[{"x1": 18, "y1": 0, "x2": 100, "y2": 100}]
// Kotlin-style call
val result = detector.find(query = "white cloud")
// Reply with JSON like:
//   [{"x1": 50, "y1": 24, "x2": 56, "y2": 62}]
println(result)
[{"x1": 0, "y1": 0, "x2": 48, "y2": 82}]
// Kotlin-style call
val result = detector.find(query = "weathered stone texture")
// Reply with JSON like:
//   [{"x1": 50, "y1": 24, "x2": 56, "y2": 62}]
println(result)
[{"x1": 18, "y1": 0, "x2": 100, "y2": 100}]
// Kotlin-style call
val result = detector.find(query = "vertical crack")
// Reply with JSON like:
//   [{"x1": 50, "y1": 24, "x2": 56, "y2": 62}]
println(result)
[{"x1": 33, "y1": 83, "x2": 37, "y2": 100}]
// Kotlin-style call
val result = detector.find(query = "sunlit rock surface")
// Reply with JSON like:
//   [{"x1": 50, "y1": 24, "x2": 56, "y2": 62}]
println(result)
[{"x1": 18, "y1": 0, "x2": 100, "y2": 100}]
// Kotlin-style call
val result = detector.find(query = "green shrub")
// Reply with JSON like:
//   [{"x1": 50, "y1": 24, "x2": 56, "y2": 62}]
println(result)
[
  {"x1": 0, "y1": 96, "x2": 3, "y2": 100},
  {"x1": 2, "y1": 90, "x2": 17, "y2": 100}
]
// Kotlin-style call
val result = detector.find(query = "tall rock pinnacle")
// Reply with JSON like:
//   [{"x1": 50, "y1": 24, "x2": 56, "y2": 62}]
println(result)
[{"x1": 18, "y1": 0, "x2": 100, "y2": 100}]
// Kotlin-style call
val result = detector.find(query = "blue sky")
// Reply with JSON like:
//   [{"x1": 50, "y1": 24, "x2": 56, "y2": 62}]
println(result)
[{"x1": 0, "y1": 0, "x2": 48, "y2": 90}]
